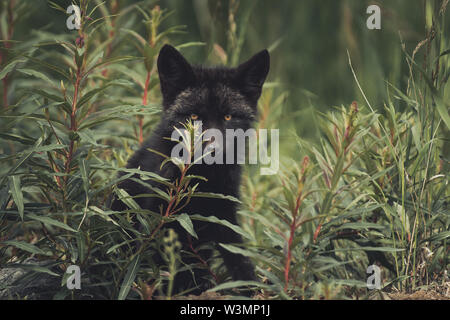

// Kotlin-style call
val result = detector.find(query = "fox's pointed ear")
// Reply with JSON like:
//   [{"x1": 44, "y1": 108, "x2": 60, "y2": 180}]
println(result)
[
  {"x1": 235, "y1": 49, "x2": 270, "y2": 102},
  {"x1": 157, "y1": 44, "x2": 195, "y2": 103}
]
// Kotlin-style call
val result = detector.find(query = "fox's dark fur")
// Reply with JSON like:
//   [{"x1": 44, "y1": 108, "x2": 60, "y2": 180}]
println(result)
[{"x1": 111, "y1": 45, "x2": 270, "y2": 294}]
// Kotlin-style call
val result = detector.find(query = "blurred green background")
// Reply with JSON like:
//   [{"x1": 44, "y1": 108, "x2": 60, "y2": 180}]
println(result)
[{"x1": 15, "y1": 0, "x2": 433, "y2": 140}]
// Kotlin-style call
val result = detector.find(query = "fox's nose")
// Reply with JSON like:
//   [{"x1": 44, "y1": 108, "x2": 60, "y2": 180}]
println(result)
[
  {"x1": 202, "y1": 127, "x2": 224, "y2": 154},
  {"x1": 204, "y1": 135, "x2": 219, "y2": 148},
  {"x1": 207, "y1": 135, "x2": 215, "y2": 143}
]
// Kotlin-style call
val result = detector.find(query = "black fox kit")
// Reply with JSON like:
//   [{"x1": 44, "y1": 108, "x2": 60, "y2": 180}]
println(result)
[{"x1": 111, "y1": 44, "x2": 270, "y2": 294}]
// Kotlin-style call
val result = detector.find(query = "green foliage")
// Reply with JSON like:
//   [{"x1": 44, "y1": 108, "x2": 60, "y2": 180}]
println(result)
[{"x1": 0, "y1": 0, "x2": 448, "y2": 300}]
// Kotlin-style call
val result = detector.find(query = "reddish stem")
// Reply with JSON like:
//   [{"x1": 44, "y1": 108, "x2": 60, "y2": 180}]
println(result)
[
  {"x1": 139, "y1": 71, "x2": 151, "y2": 144},
  {"x1": 284, "y1": 216, "x2": 296, "y2": 292},
  {"x1": 102, "y1": 3, "x2": 118, "y2": 78},
  {"x1": 164, "y1": 165, "x2": 188, "y2": 217},
  {"x1": 64, "y1": 69, "x2": 81, "y2": 182},
  {"x1": 142, "y1": 70, "x2": 151, "y2": 105},
  {"x1": 1, "y1": 0, "x2": 15, "y2": 108},
  {"x1": 313, "y1": 223, "x2": 322, "y2": 243},
  {"x1": 187, "y1": 235, "x2": 219, "y2": 283},
  {"x1": 146, "y1": 165, "x2": 189, "y2": 242},
  {"x1": 2, "y1": 78, "x2": 7, "y2": 107},
  {"x1": 71, "y1": 71, "x2": 81, "y2": 130},
  {"x1": 284, "y1": 194, "x2": 302, "y2": 292}
]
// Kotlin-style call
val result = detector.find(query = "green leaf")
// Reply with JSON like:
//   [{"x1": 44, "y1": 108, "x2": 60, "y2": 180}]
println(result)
[
  {"x1": 176, "y1": 214, "x2": 198, "y2": 239},
  {"x1": 9, "y1": 176, "x2": 24, "y2": 220},
  {"x1": 333, "y1": 279, "x2": 368, "y2": 288},
  {"x1": 218, "y1": 244, "x2": 281, "y2": 272},
  {"x1": 331, "y1": 247, "x2": 405, "y2": 253},
  {"x1": 76, "y1": 233, "x2": 86, "y2": 263},
  {"x1": 208, "y1": 280, "x2": 270, "y2": 292},
  {"x1": 118, "y1": 255, "x2": 140, "y2": 300},
  {"x1": 175, "y1": 42, "x2": 206, "y2": 50},
  {"x1": 48, "y1": 1, "x2": 66, "y2": 13},
  {"x1": 439, "y1": 48, "x2": 450, "y2": 57},
  {"x1": 79, "y1": 104, "x2": 160, "y2": 129},
  {"x1": 120, "y1": 28, "x2": 146, "y2": 46},
  {"x1": 17, "y1": 68, "x2": 54, "y2": 86},
  {"x1": 80, "y1": 159, "x2": 90, "y2": 196},
  {"x1": 190, "y1": 215, "x2": 251, "y2": 240},
  {"x1": 77, "y1": 129, "x2": 101, "y2": 146},
  {"x1": 434, "y1": 97, "x2": 450, "y2": 131},
  {"x1": 75, "y1": 48, "x2": 85, "y2": 69},
  {"x1": 0, "y1": 133, "x2": 35, "y2": 145},
  {"x1": 106, "y1": 239, "x2": 136, "y2": 255},
  {"x1": 76, "y1": 79, "x2": 133, "y2": 109},
  {"x1": 335, "y1": 222, "x2": 386, "y2": 232},
  {"x1": 421, "y1": 231, "x2": 450, "y2": 243},
  {"x1": 5, "y1": 144, "x2": 67, "y2": 160},
  {"x1": 0, "y1": 57, "x2": 27, "y2": 79},
  {"x1": 85, "y1": 56, "x2": 138, "y2": 75},
  {"x1": 4, "y1": 264, "x2": 59, "y2": 277},
  {"x1": 88, "y1": 206, "x2": 121, "y2": 228},
  {"x1": 143, "y1": 43, "x2": 157, "y2": 72},
  {"x1": 2, "y1": 240, "x2": 52, "y2": 256},
  {"x1": 27, "y1": 213, "x2": 77, "y2": 232},
  {"x1": 190, "y1": 192, "x2": 241, "y2": 204},
  {"x1": 114, "y1": 187, "x2": 141, "y2": 210},
  {"x1": 90, "y1": 165, "x2": 168, "y2": 183},
  {"x1": 23, "y1": 55, "x2": 69, "y2": 80},
  {"x1": 86, "y1": 50, "x2": 104, "y2": 71}
]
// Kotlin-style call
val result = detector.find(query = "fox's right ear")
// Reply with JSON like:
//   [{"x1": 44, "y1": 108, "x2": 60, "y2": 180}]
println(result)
[
  {"x1": 157, "y1": 44, "x2": 195, "y2": 104},
  {"x1": 235, "y1": 49, "x2": 270, "y2": 103}
]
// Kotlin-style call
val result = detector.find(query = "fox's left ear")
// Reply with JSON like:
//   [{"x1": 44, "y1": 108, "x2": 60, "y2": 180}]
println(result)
[
  {"x1": 235, "y1": 49, "x2": 270, "y2": 102},
  {"x1": 157, "y1": 44, "x2": 195, "y2": 104}
]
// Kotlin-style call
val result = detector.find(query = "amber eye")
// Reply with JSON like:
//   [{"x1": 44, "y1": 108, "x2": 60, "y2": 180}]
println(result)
[
  {"x1": 190, "y1": 114, "x2": 199, "y2": 120},
  {"x1": 224, "y1": 114, "x2": 232, "y2": 121}
]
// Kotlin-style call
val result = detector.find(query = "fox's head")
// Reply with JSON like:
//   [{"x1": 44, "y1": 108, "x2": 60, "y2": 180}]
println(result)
[{"x1": 157, "y1": 45, "x2": 270, "y2": 135}]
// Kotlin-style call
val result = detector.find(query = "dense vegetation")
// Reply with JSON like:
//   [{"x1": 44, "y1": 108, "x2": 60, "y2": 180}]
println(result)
[{"x1": 0, "y1": 0, "x2": 448, "y2": 299}]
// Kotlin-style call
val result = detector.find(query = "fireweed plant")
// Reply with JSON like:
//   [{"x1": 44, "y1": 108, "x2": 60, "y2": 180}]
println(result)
[{"x1": 0, "y1": 0, "x2": 448, "y2": 299}]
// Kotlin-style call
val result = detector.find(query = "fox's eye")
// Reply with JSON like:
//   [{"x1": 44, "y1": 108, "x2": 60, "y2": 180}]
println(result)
[
  {"x1": 190, "y1": 114, "x2": 199, "y2": 120},
  {"x1": 224, "y1": 114, "x2": 232, "y2": 121}
]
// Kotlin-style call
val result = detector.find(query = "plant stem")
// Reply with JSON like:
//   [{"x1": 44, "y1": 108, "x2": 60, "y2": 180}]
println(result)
[
  {"x1": 139, "y1": 71, "x2": 152, "y2": 144},
  {"x1": 284, "y1": 193, "x2": 302, "y2": 292},
  {"x1": 65, "y1": 70, "x2": 81, "y2": 182},
  {"x1": 2, "y1": 78, "x2": 7, "y2": 107},
  {"x1": 1, "y1": 0, "x2": 15, "y2": 107}
]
